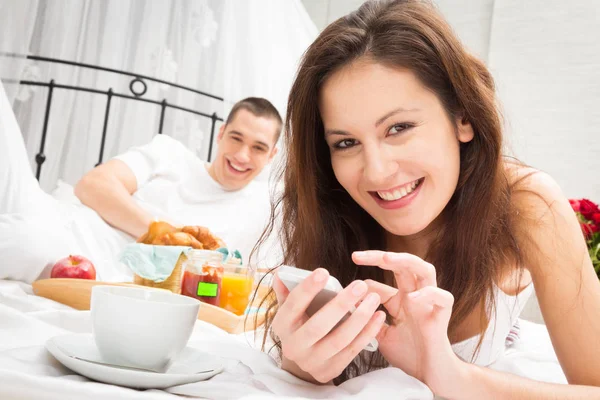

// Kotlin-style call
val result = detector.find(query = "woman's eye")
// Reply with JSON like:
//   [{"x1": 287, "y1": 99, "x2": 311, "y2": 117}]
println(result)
[
  {"x1": 335, "y1": 138, "x2": 357, "y2": 149},
  {"x1": 388, "y1": 123, "x2": 412, "y2": 135}
]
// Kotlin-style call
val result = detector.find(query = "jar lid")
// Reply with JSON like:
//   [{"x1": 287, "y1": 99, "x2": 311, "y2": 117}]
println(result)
[{"x1": 188, "y1": 249, "x2": 224, "y2": 263}]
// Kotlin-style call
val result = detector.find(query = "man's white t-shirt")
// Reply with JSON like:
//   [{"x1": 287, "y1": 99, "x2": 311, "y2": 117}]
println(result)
[{"x1": 114, "y1": 135, "x2": 276, "y2": 265}]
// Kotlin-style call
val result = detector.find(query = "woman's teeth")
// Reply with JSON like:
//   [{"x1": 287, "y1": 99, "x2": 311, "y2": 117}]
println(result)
[{"x1": 377, "y1": 179, "x2": 421, "y2": 201}]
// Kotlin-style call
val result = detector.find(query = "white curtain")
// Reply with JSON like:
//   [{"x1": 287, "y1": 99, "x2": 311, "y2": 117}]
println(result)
[{"x1": 0, "y1": 0, "x2": 317, "y2": 192}]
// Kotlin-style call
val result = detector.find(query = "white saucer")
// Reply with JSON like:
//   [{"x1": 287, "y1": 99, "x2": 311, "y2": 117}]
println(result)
[{"x1": 46, "y1": 333, "x2": 224, "y2": 389}]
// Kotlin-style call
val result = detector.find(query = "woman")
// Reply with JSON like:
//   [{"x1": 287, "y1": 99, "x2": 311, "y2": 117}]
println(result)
[{"x1": 257, "y1": 0, "x2": 600, "y2": 398}]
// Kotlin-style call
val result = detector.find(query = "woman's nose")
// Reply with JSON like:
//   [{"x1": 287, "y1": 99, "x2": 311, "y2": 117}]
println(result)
[{"x1": 362, "y1": 148, "x2": 396, "y2": 187}]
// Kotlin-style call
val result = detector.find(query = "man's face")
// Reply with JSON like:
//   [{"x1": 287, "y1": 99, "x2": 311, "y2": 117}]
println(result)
[{"x1": 210, "y1": 109, "x2": 279, "y2": 190}]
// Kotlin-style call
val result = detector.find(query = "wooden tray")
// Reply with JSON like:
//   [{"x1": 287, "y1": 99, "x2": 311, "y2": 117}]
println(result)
[{"x1": 32, "y1": 279, "x2": 269, "y2": 334}]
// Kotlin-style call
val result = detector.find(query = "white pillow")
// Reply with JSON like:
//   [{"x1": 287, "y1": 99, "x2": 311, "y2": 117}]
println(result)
[
  {"x1": 50, "y1": 179, "x2": 82, "y2": 205},
  {"x1": 0, "y1": 212, "x2": 73, "y2": 283}
]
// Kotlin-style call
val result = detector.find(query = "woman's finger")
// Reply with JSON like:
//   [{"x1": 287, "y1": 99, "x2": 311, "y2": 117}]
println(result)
[
  {"x1": 364, "y1": 279, "x2": 401, "y2": 316},
  {"x1": 353, "y1": 250, "x2": 437, "y2": 288},
  {"x1": 272, "y1": 268, "x2": 330, "y2": 338},
  {"x1": 312, "y1": 291, "x2": 382, "y2": 360},
  {"x1": 407, "y1": 286, "x2": 454, "y2": 326},
  {"x1": 310, "y1": 310, "x2": 387, "y2": 383},
  {"x1": 295, "y1": 280, "x2": 370, "y2": 348}
]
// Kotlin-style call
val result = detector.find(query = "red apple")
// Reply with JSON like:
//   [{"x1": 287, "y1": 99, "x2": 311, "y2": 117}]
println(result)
[{"x1": 51, "y1": 255, "x2": 96, "y2": 280}]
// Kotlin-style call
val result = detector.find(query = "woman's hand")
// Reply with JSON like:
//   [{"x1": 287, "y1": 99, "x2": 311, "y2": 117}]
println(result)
[
  {"x1": 271, "y1": 268, "x2": 387, "y2": 384},
  {"x1": 353, "y1": 251, "x2": 465, "y2": 393}
]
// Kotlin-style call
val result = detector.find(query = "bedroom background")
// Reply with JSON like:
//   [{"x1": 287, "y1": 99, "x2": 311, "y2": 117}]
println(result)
[
  {"x1": 0, "y1": 0, "x2": 598, "y2": 201},
  {"x1": 0, "y1": 3, "x2": 597, "y2": 395},
  {"x1": 303, "y1": 0, "x2": 600, "y2": 202},
  {"x1": 0, "y1": 0, "x2": 317, "y2": 192}
]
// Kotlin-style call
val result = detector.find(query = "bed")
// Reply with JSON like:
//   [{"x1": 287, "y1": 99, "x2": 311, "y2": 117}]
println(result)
[
  {"x1": 0, "y1": 278, "x2": 566, "y2": 400},
  {"x1": 6, "y1": 54, "x2": 225, "y2": 181}
]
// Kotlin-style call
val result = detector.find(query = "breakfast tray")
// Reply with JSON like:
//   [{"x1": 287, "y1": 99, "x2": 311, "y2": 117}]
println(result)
[{"x1": 32, "y1": 279, "x2": 271, "y2": 334}]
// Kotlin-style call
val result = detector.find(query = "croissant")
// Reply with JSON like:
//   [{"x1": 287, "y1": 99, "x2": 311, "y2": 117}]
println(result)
[
  {"x1": 138, "y1": 221, "x2": 177, "y2": 244},
  {"x1": 151, "y1": 232, "x2": 204, "y2": 249},
  {"x1": 181, "y1": 226, "x2": 225, "y2": 250},
  {"x1": 137, "y1": 221, "x2": 225, "y2": 250}
]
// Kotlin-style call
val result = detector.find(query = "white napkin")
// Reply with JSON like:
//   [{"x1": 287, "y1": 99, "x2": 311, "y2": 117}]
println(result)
[{"x1": 119, "y1": 244, "x2": 191, "y2": 282}]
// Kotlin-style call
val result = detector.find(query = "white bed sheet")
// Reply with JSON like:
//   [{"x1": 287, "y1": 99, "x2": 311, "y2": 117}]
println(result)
[{"x1": 0, "y1": 280, "x2": 567, "y2": 400}]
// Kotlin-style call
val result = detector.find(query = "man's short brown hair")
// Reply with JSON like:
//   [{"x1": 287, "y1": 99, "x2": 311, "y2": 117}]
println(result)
[{"x1": 226, "y1": 97, "x2": 283, "y2": 142}]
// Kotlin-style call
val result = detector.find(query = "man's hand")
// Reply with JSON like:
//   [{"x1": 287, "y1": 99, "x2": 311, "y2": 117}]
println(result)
[{"x1": 75, "y1": 159, "x2": 153, "y2": 238}]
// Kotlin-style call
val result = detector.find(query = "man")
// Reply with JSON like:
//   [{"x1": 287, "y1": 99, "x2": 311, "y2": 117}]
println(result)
[
  {"x1": 75, "y1": 97, "x2": 282, "y2": 263},
  {"x1": 0, "y1": 89, "x2": 281, "y2": 282}
]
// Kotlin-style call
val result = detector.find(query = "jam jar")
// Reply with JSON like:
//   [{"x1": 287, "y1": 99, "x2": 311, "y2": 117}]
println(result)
[{"x1": 181, "y1": 250, "x2": 224, "y2": 306}]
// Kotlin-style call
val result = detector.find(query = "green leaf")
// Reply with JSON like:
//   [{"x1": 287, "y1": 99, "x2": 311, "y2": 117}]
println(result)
[{"x1": 593, "y1": 243, "x2": 600, "y2": 260}]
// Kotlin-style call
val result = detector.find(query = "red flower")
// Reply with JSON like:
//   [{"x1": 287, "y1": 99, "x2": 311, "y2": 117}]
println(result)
[
  {"x1": 569, "y1": 199, "x2": 581, "y2": 213},
  {"x1": 579, "y1": 199, "x2": 600, "y2": 220},
  {"x1": 582, "y1": 223, "x2": 595, "y2": 239},
  {"x1": 593, "y1": 213, "x2": 600, "y2": 225}
]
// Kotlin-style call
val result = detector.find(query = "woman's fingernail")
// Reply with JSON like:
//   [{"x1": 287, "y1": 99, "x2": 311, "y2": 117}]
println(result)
[
  {"x1": 352, "y1": 281, "x2": 368, "y2": 296},
  {"x1": 314, "y1": 269, "x2": 328, "y2": 282},
  {"x1": 376, "y1": 312, "x2": 386, "y2": 323},
  {"x1": 408, "y1": 290, "x2": 421, "y2": 299},
  {"x1": 365, "y1": 293, "x2": 379, "y2": 305}
]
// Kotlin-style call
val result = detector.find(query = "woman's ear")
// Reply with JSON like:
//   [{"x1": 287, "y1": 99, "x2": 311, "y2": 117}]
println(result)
[{"x1": 457, "y1": 115, "x2": 474, "y2": 143}]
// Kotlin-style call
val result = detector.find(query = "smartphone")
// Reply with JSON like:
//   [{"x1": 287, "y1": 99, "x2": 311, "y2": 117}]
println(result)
[{"x1": 277, "y1": 265, "x2": 378, "y2": 352}]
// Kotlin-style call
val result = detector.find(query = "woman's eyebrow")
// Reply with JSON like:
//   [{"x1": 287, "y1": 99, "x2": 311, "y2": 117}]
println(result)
[{"x1": 375, "y1": 107, "x2": 420, "y2": 127}]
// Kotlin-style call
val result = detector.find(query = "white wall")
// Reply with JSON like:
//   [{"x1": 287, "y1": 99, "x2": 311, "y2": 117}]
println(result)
[
  {"x1": 487, "y1": 0, "x2": 600, "y2": 200},
  {"x1": 301, "y1": 0, "x2": 366, "y2": 30},
  {"x1": 301, "y1": 0, "x2": 600, "y2": 200}
]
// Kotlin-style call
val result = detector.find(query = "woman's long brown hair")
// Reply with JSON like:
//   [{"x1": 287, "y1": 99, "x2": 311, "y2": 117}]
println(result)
[{"x1": 253, "y1": 0, "x2": 524, "y2": 384}]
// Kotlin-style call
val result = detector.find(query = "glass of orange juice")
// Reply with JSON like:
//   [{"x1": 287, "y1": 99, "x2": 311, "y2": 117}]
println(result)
[{"x1": 219, "y1": 262, "x2": 255, "y2": 315}]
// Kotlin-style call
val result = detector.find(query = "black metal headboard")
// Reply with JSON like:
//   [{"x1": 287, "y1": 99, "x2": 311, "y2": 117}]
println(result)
[{"x1": 4, "y1": 54, "x2": 224, "y2": 180}]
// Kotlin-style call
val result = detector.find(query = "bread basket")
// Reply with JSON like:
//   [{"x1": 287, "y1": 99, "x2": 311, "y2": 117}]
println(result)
[{"x1": 132, "y1": 252, "x2": 187, "y2": 294}]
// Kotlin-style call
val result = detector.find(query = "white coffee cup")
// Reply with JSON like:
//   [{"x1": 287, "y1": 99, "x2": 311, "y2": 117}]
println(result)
[{"x1": 90, "y1": 286, "x2": 200, "y2": 372}]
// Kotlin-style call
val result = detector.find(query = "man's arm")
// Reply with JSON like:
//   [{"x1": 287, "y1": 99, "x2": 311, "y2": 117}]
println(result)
[{"x1": 74, "y1": 159, "x2": 152, "y2": 238}]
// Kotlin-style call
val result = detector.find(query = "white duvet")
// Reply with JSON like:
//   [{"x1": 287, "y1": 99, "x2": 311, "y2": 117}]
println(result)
[
  {"x1": 0, "y1": 180, "x2": 138, "y2": 284},
  {"x1": 0, "y1": 280, "x2": 566, "y2": 400}
]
